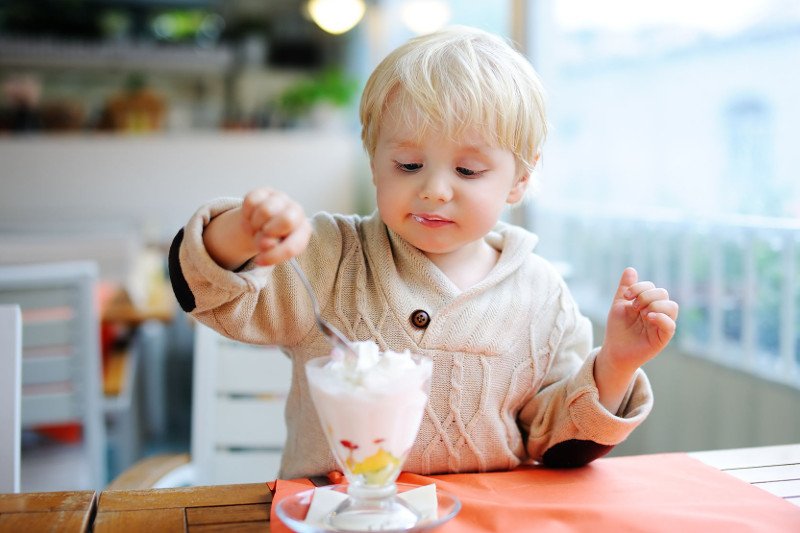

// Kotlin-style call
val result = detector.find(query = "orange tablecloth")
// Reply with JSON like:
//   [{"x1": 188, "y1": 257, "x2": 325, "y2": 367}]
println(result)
[{"x1": 270, "y1": 453, "x2": 800, "y2": 532}]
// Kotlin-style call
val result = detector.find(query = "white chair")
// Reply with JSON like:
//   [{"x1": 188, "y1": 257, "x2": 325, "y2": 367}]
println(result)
[
  {"x1": 190, "y1": 323, "x2": 291, "y2": 485},
  {"x1": 0, "y1": 305, "x2": 22, "y2": 493},
  {"x1": 0, "y1": 231, "x2": 169, "y2": 452},
  {"x1": 109, "y1": 322, "x2": 292, "y2": 489},
  {"x1": 0, "y1": 228, "x2": 142, "y2": 286},
  {"x1": 0, "y1": 261, "x2": 107, "y2": 491}
]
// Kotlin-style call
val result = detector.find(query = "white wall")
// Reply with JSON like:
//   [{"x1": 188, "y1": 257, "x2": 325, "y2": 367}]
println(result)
[{"x1": 0, "y1": 131, "x2": 369, "y2": 243}]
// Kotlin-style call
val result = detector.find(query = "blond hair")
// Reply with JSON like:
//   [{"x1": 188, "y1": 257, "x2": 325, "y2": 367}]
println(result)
[{"x1": 360, "y1": 26, "x2": 547, "y2": 177}]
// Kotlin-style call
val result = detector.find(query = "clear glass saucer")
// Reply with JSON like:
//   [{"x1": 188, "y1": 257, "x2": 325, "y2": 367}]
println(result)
[{"x1": 274, "y1": 482, "x2": 461, "y2": 533}]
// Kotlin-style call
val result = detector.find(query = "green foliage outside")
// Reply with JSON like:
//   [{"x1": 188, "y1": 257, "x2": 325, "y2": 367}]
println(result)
[{"x1": 275, "y1": 69, "x2": 359, "y2": 119}]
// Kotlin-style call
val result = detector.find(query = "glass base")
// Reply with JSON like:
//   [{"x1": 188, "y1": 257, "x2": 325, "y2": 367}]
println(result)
[
  {"x1": 327, "y1": 493, "x2": 420, "y2": 531},
  {"x1": 274, "y1": 482, "x2": 461, "y2": 533}
]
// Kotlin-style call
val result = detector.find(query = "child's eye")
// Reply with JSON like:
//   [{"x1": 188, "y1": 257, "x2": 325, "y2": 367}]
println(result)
[
  {"x1": 394, "y1": 161, "x2": 423, "y2": 172},
  {"x1": 456, "y1": 167, "x2": 483, "y2": 177}
]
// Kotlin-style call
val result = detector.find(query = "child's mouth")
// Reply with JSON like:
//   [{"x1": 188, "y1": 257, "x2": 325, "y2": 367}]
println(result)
[{"x1": 412, "y1": 214, "x2": 453, "y2": 228}]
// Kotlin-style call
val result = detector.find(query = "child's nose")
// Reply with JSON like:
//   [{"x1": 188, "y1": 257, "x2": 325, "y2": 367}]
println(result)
[{"x1": 419, "y1": 171, "x2": 453, "y2": 202}]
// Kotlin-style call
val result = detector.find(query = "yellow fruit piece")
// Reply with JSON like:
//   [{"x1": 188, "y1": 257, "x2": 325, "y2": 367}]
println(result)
[{"x1": 347, "y1": 448, "x2": 401, "y2": 485}]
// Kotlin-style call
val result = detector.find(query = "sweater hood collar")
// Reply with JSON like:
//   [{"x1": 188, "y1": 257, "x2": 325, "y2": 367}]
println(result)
[{"x1": 483, "y1": 220, "x2": 540, "y2": 286}]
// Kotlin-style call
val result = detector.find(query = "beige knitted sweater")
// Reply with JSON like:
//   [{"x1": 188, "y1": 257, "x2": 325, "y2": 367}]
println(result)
[{"x1": 171, "y1": 198, "x2": 653, "y2": 479}]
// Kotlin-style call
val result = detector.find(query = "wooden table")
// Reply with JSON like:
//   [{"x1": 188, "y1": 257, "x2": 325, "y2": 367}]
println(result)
[
  {"x1": 1, "y1": 444, "x2": 798, "y2": 532},
  {"x1": 94, "y1": 483, "x2": 270, "y2": 532},
  {"x1": 0, "y1": 491, "x2": 95, "y2": 532},
  {"x1": 689, "y1": 443, "x2": 800, "y2": 507}
]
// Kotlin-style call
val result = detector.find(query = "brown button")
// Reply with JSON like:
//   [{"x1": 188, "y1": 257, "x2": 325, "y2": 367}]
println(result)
[{"x1": 410, "y1": 309, "x2": 430, "y2": 329}]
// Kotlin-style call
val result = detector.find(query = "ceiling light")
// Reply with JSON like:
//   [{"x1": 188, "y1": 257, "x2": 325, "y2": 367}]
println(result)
[
  {"x1": 307, "y1": 0, "x2": 366, "y2": 35},
  {"x1": 401, "y1": 0, "x2": 451, "y2": 35}
]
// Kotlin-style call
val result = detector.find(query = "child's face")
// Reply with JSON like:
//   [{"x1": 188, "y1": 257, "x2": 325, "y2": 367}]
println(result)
[{"x1": 371, "y1": 98, "x2": 528, "y2": 260}]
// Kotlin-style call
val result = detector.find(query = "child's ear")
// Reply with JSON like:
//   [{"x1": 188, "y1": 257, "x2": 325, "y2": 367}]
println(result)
[
  {"x1": 507, "y1": 172, "x2": 530, "y2": 203},
  {"x1": 507, "y1": 154, "x2": 539, "y2": 203}
]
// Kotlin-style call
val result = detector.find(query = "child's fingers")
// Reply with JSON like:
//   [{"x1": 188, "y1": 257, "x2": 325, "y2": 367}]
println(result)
[
  {"x1": 241, "y1": 188, "x2": 273, "y2": 228},
  {"x1": 641, "y1": 299, "x2": 679, "y2": 321},
  {"x1": 613, "y1": 267, "x2": 638, "y2": 300},
  {"x1": 632, "y1": 287, "x2": 669, "y2": 309},
  {"x1": 259, "y1": 201, "x2": 305, "y2": 239},
  {"x1": 623, "y1": 280, "x2": 656, "y2": 300},
  {"x1": 253, "y1": 220, "x2": 312, "y2": 266},
  {"x1": 647, "y1": 311, "x2": 677, "y2": 341},
  {"x1": 253, "y1": 233, "x2": 280, "y2": 253},
  {"x1": 249, "y1": 192, "x2": 291, "y2": 232}
]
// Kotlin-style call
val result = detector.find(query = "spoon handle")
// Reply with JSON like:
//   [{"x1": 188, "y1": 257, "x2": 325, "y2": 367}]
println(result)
[{"x1": 289, "y1": 258, "x2": 359, "y2": 364}]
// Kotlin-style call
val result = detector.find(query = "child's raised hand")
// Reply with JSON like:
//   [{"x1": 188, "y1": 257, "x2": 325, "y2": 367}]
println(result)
[
  {"x1": 600, "y1": 267, "x2": 679, "y2": 374},
  {"x1": 240, "y1": 188, "x2": 311, "y2": 266}
]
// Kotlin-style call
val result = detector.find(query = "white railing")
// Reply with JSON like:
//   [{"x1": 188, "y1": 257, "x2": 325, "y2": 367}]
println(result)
[{"x1": 530, "y1": 204, "x2": 800, "y2": 389}]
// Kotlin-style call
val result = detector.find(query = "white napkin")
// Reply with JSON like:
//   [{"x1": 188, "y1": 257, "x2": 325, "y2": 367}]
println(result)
[{"x1": 304, "y1": 484, "x2": 438, "y2": 528}]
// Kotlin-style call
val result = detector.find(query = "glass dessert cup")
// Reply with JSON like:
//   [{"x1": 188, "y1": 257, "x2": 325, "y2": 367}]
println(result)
[{"x1": 305, "y1": 352, "x2": 433, "y2": 532}]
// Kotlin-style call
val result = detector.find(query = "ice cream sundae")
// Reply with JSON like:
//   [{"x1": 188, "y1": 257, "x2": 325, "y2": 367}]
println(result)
[{"x1": 305, "y1": 341, "x2": 432, "y2": 490}]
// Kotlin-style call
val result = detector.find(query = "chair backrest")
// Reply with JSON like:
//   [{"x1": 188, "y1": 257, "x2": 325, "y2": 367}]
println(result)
[
  {"x1": 0, "y1": 305, "x2": 22, "y2": 493},
  {"x1": 0, "y1": 261, "x2": 107, "y2": 490},
  {"x1": 191, "y1": 323, "x2": 292, "y2": 485}
]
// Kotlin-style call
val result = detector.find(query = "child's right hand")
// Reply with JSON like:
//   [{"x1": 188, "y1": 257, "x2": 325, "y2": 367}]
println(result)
[{"x1": 240, "y1": 188, "x2": 312, "y2": 266}]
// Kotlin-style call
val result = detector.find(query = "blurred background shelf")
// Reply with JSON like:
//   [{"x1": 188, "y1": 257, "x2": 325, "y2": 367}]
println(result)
[{"x1": 0, "y1": 37, "x2": 235, "y2": 73}]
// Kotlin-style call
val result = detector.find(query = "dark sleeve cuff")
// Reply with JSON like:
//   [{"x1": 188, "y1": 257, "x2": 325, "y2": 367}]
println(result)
[
  {"x1": 541, "y1": 439, "x2": 614, "y2": 468},
  {"x1": 168, "y1": 228, "x2": 196, "y2": 312}
]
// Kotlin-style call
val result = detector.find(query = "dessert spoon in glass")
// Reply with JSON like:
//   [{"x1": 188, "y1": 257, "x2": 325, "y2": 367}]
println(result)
[{"x1": 289, "y1": 258, "x2": 358, "y2": 364}]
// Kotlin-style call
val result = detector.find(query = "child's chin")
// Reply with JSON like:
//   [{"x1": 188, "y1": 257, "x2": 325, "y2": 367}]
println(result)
[{"x1": 411, "y1": 241, "x2": 461, "y2": 256}]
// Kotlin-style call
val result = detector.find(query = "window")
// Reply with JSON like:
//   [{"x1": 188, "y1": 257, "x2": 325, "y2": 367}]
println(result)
[
  {"x1": 528, "y1": 0, "x2": 800, "y2": 386},
  {"x1": 724, "y1": 97, "x2": 775, "y2": 215}
]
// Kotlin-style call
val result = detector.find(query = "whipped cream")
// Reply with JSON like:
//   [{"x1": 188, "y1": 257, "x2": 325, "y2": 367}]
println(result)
[{"x1": 316, "y1": 341, "x2": 429, "y2": 393}]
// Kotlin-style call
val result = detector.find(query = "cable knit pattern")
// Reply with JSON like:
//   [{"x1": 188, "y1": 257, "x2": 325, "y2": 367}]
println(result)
[{"x1": 172, "y1": 199, "x2": 654, "y2": 479}]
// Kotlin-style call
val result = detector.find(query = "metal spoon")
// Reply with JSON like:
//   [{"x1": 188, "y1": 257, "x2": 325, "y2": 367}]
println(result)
[{"x1": 289, "y1": 257, "x2": 359, "y2": 364}]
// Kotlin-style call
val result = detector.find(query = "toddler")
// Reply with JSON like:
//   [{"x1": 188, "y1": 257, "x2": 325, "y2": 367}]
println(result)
[{"x1": 169, "y1": 26, "x2": 678, "y2": 479}]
